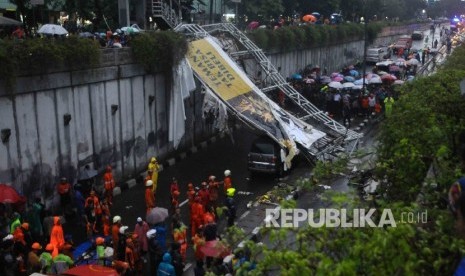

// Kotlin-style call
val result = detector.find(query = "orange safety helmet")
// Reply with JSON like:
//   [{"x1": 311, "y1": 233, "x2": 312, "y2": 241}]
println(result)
[
  {"x1": 96, "y1": 237, "x2": 105, "y2": 245},
  {"x1": 21, "y1": 223, "x2": 29, "y2": 230},
  {"x1": 45, "y1": 243, "x2": 54, "y2": 251},
  {"x1": 187, "y1": 183, "x2": 194, "y2": 189},
  {"x1": 31, "y1": 242, "x2": 42, "y2": 250},
  {"x1": 172, "y1": 190, "x2": 180, "y2": 197}
]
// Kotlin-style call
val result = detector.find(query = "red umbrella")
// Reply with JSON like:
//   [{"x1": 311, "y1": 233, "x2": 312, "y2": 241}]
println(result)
[
  {"x1": 62, "y1": 264, "x2": 119, "y2": 276},
  {"x1": 0, "y1": 184, "x2": 26, "y2": 204},
  {"x1": 381, "y1": 74, "x2": 397, "y2": 81},
  {"x1": 247, "y1": 21, "x2": 260, "y2": 30},
  {"x1": 302, "y1": 14, "x2": 317, "y2": 22},
  {"x1": 200, "y1": 240, "x2": 230, "y2": 258}
]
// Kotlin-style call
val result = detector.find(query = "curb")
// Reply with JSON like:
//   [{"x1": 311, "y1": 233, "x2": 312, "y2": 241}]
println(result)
[{"x1": 114, "y1": 128, "x2": 237, "y2": 196}]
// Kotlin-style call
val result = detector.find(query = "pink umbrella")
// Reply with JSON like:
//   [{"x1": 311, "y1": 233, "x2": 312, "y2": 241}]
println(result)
[
  {"x1": 247, "y1": 21, "x2": 260, "y2": 30},
  {"x1": 332, "y1": 76, "x2": 343, "y2": 82},
  {"x1": 200, "y1": 240, "x2": 231, "y2": 258},
  {"x1": 381, "y1": 74, "x2": 397, "y2": 81}
]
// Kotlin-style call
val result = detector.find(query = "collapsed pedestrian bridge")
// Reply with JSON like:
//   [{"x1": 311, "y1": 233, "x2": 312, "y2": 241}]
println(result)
[{"x1": 175, "y1": 23, "x2": 362, "y2": 163}]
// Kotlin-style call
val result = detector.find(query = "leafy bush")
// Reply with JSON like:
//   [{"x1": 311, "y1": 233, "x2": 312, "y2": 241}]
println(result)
[
  {"x1": 0, "y1": 37, "x2": 100, "y2": 91},
  {"x1": 131, "y1": 31, "x2": 187, "y2": 74}
]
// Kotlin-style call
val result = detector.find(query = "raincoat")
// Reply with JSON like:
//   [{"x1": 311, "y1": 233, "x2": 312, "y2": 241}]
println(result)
[
  {"x1": 190, "y1": 199, "x2": 204, "y2": 237},
  {"x1": 148, "y1": 157, "x2": 159, "y2": 192},
  {"x1": 134, "y1": 221, "x2": 149, "y2": 252},
  {"x1": 223, "y1": 176, "x2": 232, "y2": 192},
  {"x1": 157, "y1": 253, "x2": 176, "y2": 276},
  {"x1": 50, "y1": 217, "x2": 64, "y2": 257},
  {"x1": 145, "y1": 186, "x2": 155, "y2": 211}
]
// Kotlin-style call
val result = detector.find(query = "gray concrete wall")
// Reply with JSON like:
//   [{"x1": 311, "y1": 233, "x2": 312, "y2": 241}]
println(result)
[{"x1": 0, "y1": 49, "x2": 213, "y2": 205}]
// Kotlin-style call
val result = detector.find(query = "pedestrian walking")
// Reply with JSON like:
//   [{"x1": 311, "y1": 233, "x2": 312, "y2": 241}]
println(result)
[
  {"x1": 208, "y1": 175, "x2": 220, "y2": 210},
  {"x1": 186, "y1": 183, "x2": 195, "y2": 208},
  {"x1": 384, "y1": 95, "x2": 395, "y2": 118}
]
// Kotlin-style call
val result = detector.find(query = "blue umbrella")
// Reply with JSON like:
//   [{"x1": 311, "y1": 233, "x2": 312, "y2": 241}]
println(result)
[
  {"x1": 354, "y1": 78, "x2": 368, "y2": 85},
  {"x1": 292, "y1": 73, "x2": 303, "y2": 80},
  {"x1": 349, "y1": 70, "x2": 359, "y2": 77},
  {"x1": 343, "y1": 76, "x2": 355, "y2": 82}
]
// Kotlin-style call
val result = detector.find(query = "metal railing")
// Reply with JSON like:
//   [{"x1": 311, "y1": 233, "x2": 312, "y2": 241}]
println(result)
[{"x1": 150, "y1": 0, "x2": 181, "y2": 29}]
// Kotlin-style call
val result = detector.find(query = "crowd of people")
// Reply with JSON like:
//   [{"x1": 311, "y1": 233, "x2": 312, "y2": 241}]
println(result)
[{"x1": 0, "y1": 155, "x2": 245, "y2": 275}]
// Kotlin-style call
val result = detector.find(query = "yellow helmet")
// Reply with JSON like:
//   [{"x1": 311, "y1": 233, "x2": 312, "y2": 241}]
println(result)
[
  {"x1": 226, "y1": 188, "x2": 236, "y2": 197},
  {"x1": 151, "y1": 157, "x2": 157, "y2": 163}
]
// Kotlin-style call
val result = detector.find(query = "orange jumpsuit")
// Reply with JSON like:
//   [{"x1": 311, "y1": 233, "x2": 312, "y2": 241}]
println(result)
[
  {"x1": 198, "y1": 187, "x2": 209, "y2": 209},
  {"x1": 208, "y1": 180, "x2": 219, "y2": 207},
  {"x1": 112, "y1": 224, "x2": 120, "y2": 253},
  {"x1": 190, "y1": 198, "x2": 204, "y2": 237},
  {"x1": 103, "y1": 167, "x2": 115, "y2": 205},
  {"x1": 50, "y1": 216, "x2": 65, "y2": 258},
  {"x1": 145, "y1": 187, "x2": 155, "y2": 211},
  {"x1": 125, "y1": 239, "x2": 135, "y2": 271},
  {"x1": 187, "y1": 185, "x2": 195, "y2": 208}
]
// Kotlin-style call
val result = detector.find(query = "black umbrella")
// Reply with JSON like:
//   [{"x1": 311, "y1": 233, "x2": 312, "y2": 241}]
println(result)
[{"x1": 0, "y1": 16, "x2": 22, "y2": 26}]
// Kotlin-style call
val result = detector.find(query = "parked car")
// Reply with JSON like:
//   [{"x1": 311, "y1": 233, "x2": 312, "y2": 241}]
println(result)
[
  {"x1": 411, "y1": 31, "x2": 423, "y2": 40},
  {"x1": 366, "y1": 47, "x2": 389, "y2": 63},
  {"x1": 247, "y1": 136, "x2": 284, "y2": 176}
]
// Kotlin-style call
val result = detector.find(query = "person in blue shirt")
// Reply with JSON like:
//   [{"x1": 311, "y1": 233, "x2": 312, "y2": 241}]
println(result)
[
  {"x1": 157, "y1": 252, "x2": 176, "y2": 276},
  {"x1": 153, "y1": 223, "x2": 167, "y2": 253}
]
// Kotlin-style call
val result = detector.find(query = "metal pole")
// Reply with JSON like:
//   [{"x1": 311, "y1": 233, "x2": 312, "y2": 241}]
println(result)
[
  {"x1": 235, "y1": 2, "x2": 238, "y2": 25},
  {"x1": 362, "y1": 18, "x2": 367, "y2": 93}
]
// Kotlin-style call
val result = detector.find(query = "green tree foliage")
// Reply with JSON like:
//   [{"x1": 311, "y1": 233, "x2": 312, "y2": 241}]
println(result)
[
  {"x1": 377, "y1": 68, "x2": 465, "y2": 202},
  {"x1": 242, "y1": 0, "x2": 284, "y2": 21}
]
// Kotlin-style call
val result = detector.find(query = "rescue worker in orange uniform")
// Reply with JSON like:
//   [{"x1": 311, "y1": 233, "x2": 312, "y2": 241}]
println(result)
[
  {"x1": 85, "y1": 190, "x2": 102, "y2": 234},
  {"x1": 208, "y1": 175, "x2": 220, "y2": 209},
  {"x1": 186, "y1": 183, "x2": 196, "y2": 208},
  {"x1": 50, "y1": 216, "x2": 65, "y2": 257},
  {"x1": 103, "y1": 165, "x2": 116, "y2": 206},
  {"x1": 125, "y1": 238, "x2": 135, "y2": 272},
  {"x1": 223, "y1": 170, "x2": 232, "y2": 193},
  {"x1": 145, "y1": 180, "x2": 155, "y2": 212},
  {"x1": 112, "y1": 216, "x2": 122, "y2": 255},
  {"x1": 198, "y1": 182, "x2": 210, "y2": 209},
  {"x1": 190, "y1": 196, "x2": 205, "y2": 237},
  {"x1": 170, "y1": 178, "x2": 180, "y2": 212}
]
